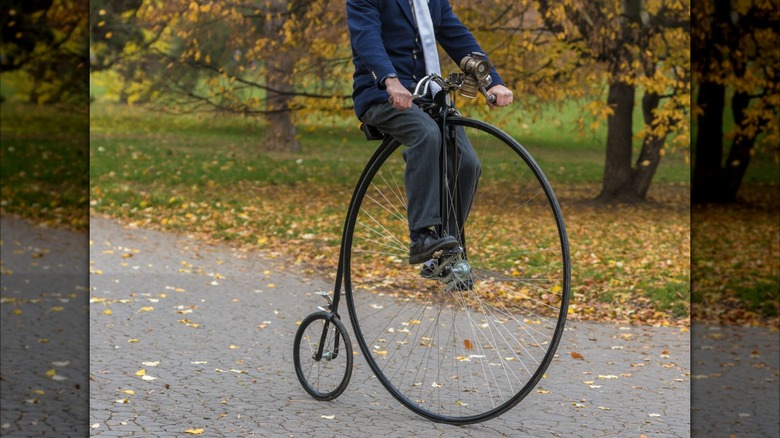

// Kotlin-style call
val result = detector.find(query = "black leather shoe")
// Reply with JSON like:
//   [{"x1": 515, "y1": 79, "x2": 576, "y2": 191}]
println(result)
[{"x1": 409, "y1": 229, "x2": 458, "y2": 265}]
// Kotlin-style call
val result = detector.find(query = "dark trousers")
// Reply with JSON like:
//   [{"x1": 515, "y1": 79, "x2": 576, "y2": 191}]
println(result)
[{"x1": 361, "y1": 103, "x2": 481, "y2": 241}]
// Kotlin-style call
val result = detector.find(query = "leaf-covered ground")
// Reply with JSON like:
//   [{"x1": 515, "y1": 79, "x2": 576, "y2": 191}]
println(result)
[
  {"x1": 692, "y1": 186, "x2": 780, "y2": 327},
  {"x1": 90, "y1": 177, "x2": 694, "y2": 327},
  {"x1": 5, "y1": 102, "x2": 774, "y2": 328},
  {"x1": 83, "y1": 103, "x2": 780, "y2": 328},
  {"x1": 0, "y1": 104, "x2": 89, "y2": 229}
]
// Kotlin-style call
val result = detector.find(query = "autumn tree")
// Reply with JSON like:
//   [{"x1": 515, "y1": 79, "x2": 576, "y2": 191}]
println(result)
[
  {"x1": 1, "y1": 0, "x2": 89, "y2": 105},
  {"x1": 89, "y1": 0, "x2": 145, "y2": 71},
  {"x1": 691, "y1": 0, "x2": 779, "y2": 203},
  {"x1": 101, "y1": 0, "x2": 352, "y2": 152},
  {"x1": 530, "y1": 0, "x2": 690, "y2": 202}
]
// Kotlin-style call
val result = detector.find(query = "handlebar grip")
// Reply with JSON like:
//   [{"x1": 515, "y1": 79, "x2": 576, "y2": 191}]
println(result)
[
  {"x1": 486, "y1": 92, "x2": 496, "y2": 104},
  {"x1": 388, "y1": 94, "x2": 423, "y2": 106}
]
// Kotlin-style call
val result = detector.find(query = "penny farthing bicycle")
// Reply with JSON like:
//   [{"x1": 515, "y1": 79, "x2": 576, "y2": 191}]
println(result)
[{"x1": 293, "y1": 53, "x2": 571, "y2": 425}]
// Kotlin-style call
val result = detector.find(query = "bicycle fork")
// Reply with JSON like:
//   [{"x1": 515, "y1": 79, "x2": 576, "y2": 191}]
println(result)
[{"x1": 313, "y1": 291, "x2": 341, "y2": 362}]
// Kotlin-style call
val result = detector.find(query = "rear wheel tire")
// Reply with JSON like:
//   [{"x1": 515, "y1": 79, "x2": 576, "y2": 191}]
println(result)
[{"x1": 293, "y1": 311, "x2": 353, "y2": 401}]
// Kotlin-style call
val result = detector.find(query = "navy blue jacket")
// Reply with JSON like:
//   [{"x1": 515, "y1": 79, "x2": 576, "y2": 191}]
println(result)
[{"x1": 347, "y1": 0, "x2": 504, "y2": 118}]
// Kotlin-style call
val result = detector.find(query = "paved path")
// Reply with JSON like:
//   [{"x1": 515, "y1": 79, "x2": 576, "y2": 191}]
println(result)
[
  {"x1": 86, "y1": 216, "x2": 692, "y2": 437},
  {"x1": 4, "y1": 216, "x2": 777, "y2": 437},
  {"x1": 1, "y1": 216, "x2": 90, "y2": 437}
]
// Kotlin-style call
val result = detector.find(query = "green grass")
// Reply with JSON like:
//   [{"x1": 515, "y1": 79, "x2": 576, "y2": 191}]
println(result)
[
  {"x1": 90, "y1": 99, "x2": 690, "y2": 189},
  {"x1": 1, "y1": 101, "x2": 89, "y2": 228},
  {"x1": 87, "y1": 100, "x2": 700, "y2": 324}
]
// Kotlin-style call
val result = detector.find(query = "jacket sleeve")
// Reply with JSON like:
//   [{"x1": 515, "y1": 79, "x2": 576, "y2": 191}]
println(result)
[
  {"x1": 435, "y1": 0, "x2": 505, "y2": 88},
  {"x1": 347, "y1": 0, "x2": 397, "y2": 89}
]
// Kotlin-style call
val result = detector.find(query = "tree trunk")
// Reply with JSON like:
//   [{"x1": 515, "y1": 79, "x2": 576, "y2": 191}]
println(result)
[
  {"x1": 262, "y1": 0, "x2": 301, "y2": 153},
  {"x1": 596, "y1": 0, "x2": 644, "y2": 203},
  {"x1": 264, "y1": 54, "x2": 300, "y2": 152},
  {"x1": 596, "y1": 80, "x2": 642, "y2": 202},
  {"x1": 722, "y1": 91, "x2": 756, "y2": 201},
  {"x1": 691, "y1": 0, "x2": 739, "y2": 204},
  {"x1": 631, "y1": 91, "x2": 666, "y2": 198}
]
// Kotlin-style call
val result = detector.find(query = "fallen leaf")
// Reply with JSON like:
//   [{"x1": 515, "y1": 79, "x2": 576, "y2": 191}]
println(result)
[
  {"x1": 135, "y1": 370, "x2": 146, "y2": 376},
  {"x1": 184, "y1": 428, "x2": 204, "y2": 435},
  {"x1": 320, "y1": 415, "x2": 335, "y2": 420},
  {"x1": 571, "y1": 352, "x2": 585, "y2": 360},
  {"x1": 464, "y1": 339, "x2": 473, "y2": 350}
]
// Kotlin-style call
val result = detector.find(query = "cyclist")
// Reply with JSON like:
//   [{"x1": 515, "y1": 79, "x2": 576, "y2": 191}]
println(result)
[{"x1": 347, "y1": 0, "x2": 513, "y2": 270}]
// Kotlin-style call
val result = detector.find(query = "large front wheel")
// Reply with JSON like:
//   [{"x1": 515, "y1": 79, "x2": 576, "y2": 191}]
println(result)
[{"x1": 344, "y1": 117, "x2": 570, "y2": 424}]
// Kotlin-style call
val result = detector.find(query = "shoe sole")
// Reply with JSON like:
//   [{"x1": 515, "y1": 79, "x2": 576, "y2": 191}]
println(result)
[{"x1": 408, "y1": 240, "x2": 459, "y2": 265}]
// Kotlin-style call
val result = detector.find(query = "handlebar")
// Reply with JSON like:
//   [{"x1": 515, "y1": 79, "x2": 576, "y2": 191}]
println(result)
[{"x1": 387, "y1": 74, "x2": 496, "y2": 106}]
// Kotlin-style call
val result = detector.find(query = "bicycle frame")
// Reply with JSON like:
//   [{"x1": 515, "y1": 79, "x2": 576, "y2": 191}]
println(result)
[{"x1": 324, "y1": 78, "x2": 466, "y2": 318}]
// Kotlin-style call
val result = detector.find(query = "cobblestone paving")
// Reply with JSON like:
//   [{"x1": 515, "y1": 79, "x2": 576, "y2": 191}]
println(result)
[
  {"x1": 86, "y1": 216, "x2": 693, "y2": 437},
  {"x1": 6, "y1": 216, "x2": 777, "y2": 437},
  {"x1": 691, "y1": 325, "x2": 779, "y2": 438},
  {"x1": 1, "y1": 217, "x2": 89, "y2": 437}
]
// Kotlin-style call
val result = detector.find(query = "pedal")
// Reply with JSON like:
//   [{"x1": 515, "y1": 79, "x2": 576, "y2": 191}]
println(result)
[
  {"x1": 439, "y1": 246, "x2": 464, "y2": 264},
  {"x1": 424, "y1": 246, "x2": 464, "y2": 278}
]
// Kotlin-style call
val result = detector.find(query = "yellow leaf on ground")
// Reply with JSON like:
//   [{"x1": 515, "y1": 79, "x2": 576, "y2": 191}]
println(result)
[
  {"x1": 135, "y1": 369, "x2": 146, "y2": 376},
  {"x1": 185, "y1": 428, "x2": 205, "y2": 435}
]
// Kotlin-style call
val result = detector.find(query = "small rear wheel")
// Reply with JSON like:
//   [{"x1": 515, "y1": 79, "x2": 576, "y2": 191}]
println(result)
[{"x1": 293, "y1": 311, "x2": 353, "y2": 401}]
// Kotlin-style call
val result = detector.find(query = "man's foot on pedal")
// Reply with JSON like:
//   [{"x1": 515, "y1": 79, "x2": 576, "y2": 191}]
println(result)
[{"x1": 409, "y1": 228, "x2": 458, "y2": 265}]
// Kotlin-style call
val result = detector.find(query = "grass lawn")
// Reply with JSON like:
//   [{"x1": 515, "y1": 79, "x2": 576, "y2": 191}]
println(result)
[
  {"x1": 88, "y1": 101, "x2": 699, "y2": 325},
  {"x1": 0, "y1": 102, "x2": 89, "y2": 229}
]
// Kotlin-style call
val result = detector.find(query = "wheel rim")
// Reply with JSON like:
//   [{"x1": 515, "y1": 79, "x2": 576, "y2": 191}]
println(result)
[
  {"x1": 345, "y1": 118, "x2": 570, "y2": 423},
  {"x1": 294, "y1": 312, "x2": 352, "y2": 400}
]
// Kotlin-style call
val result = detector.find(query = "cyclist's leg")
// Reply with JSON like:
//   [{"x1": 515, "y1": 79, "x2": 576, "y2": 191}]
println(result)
[
  {"x1": 361, "y1": 103, "x2": 442, "y2": 233},
  {"x1": 444, "y1": 125, "x2": 481, "y2": 242}
]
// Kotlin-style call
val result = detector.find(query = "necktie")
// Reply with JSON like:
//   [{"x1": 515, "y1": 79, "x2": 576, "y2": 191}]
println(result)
[
  {"x1": 411, "y1": 0, "x2": 442, "y2": 94},
  {"x1": 411, "y1": 0, "x2": 440, "y2": 77}
]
